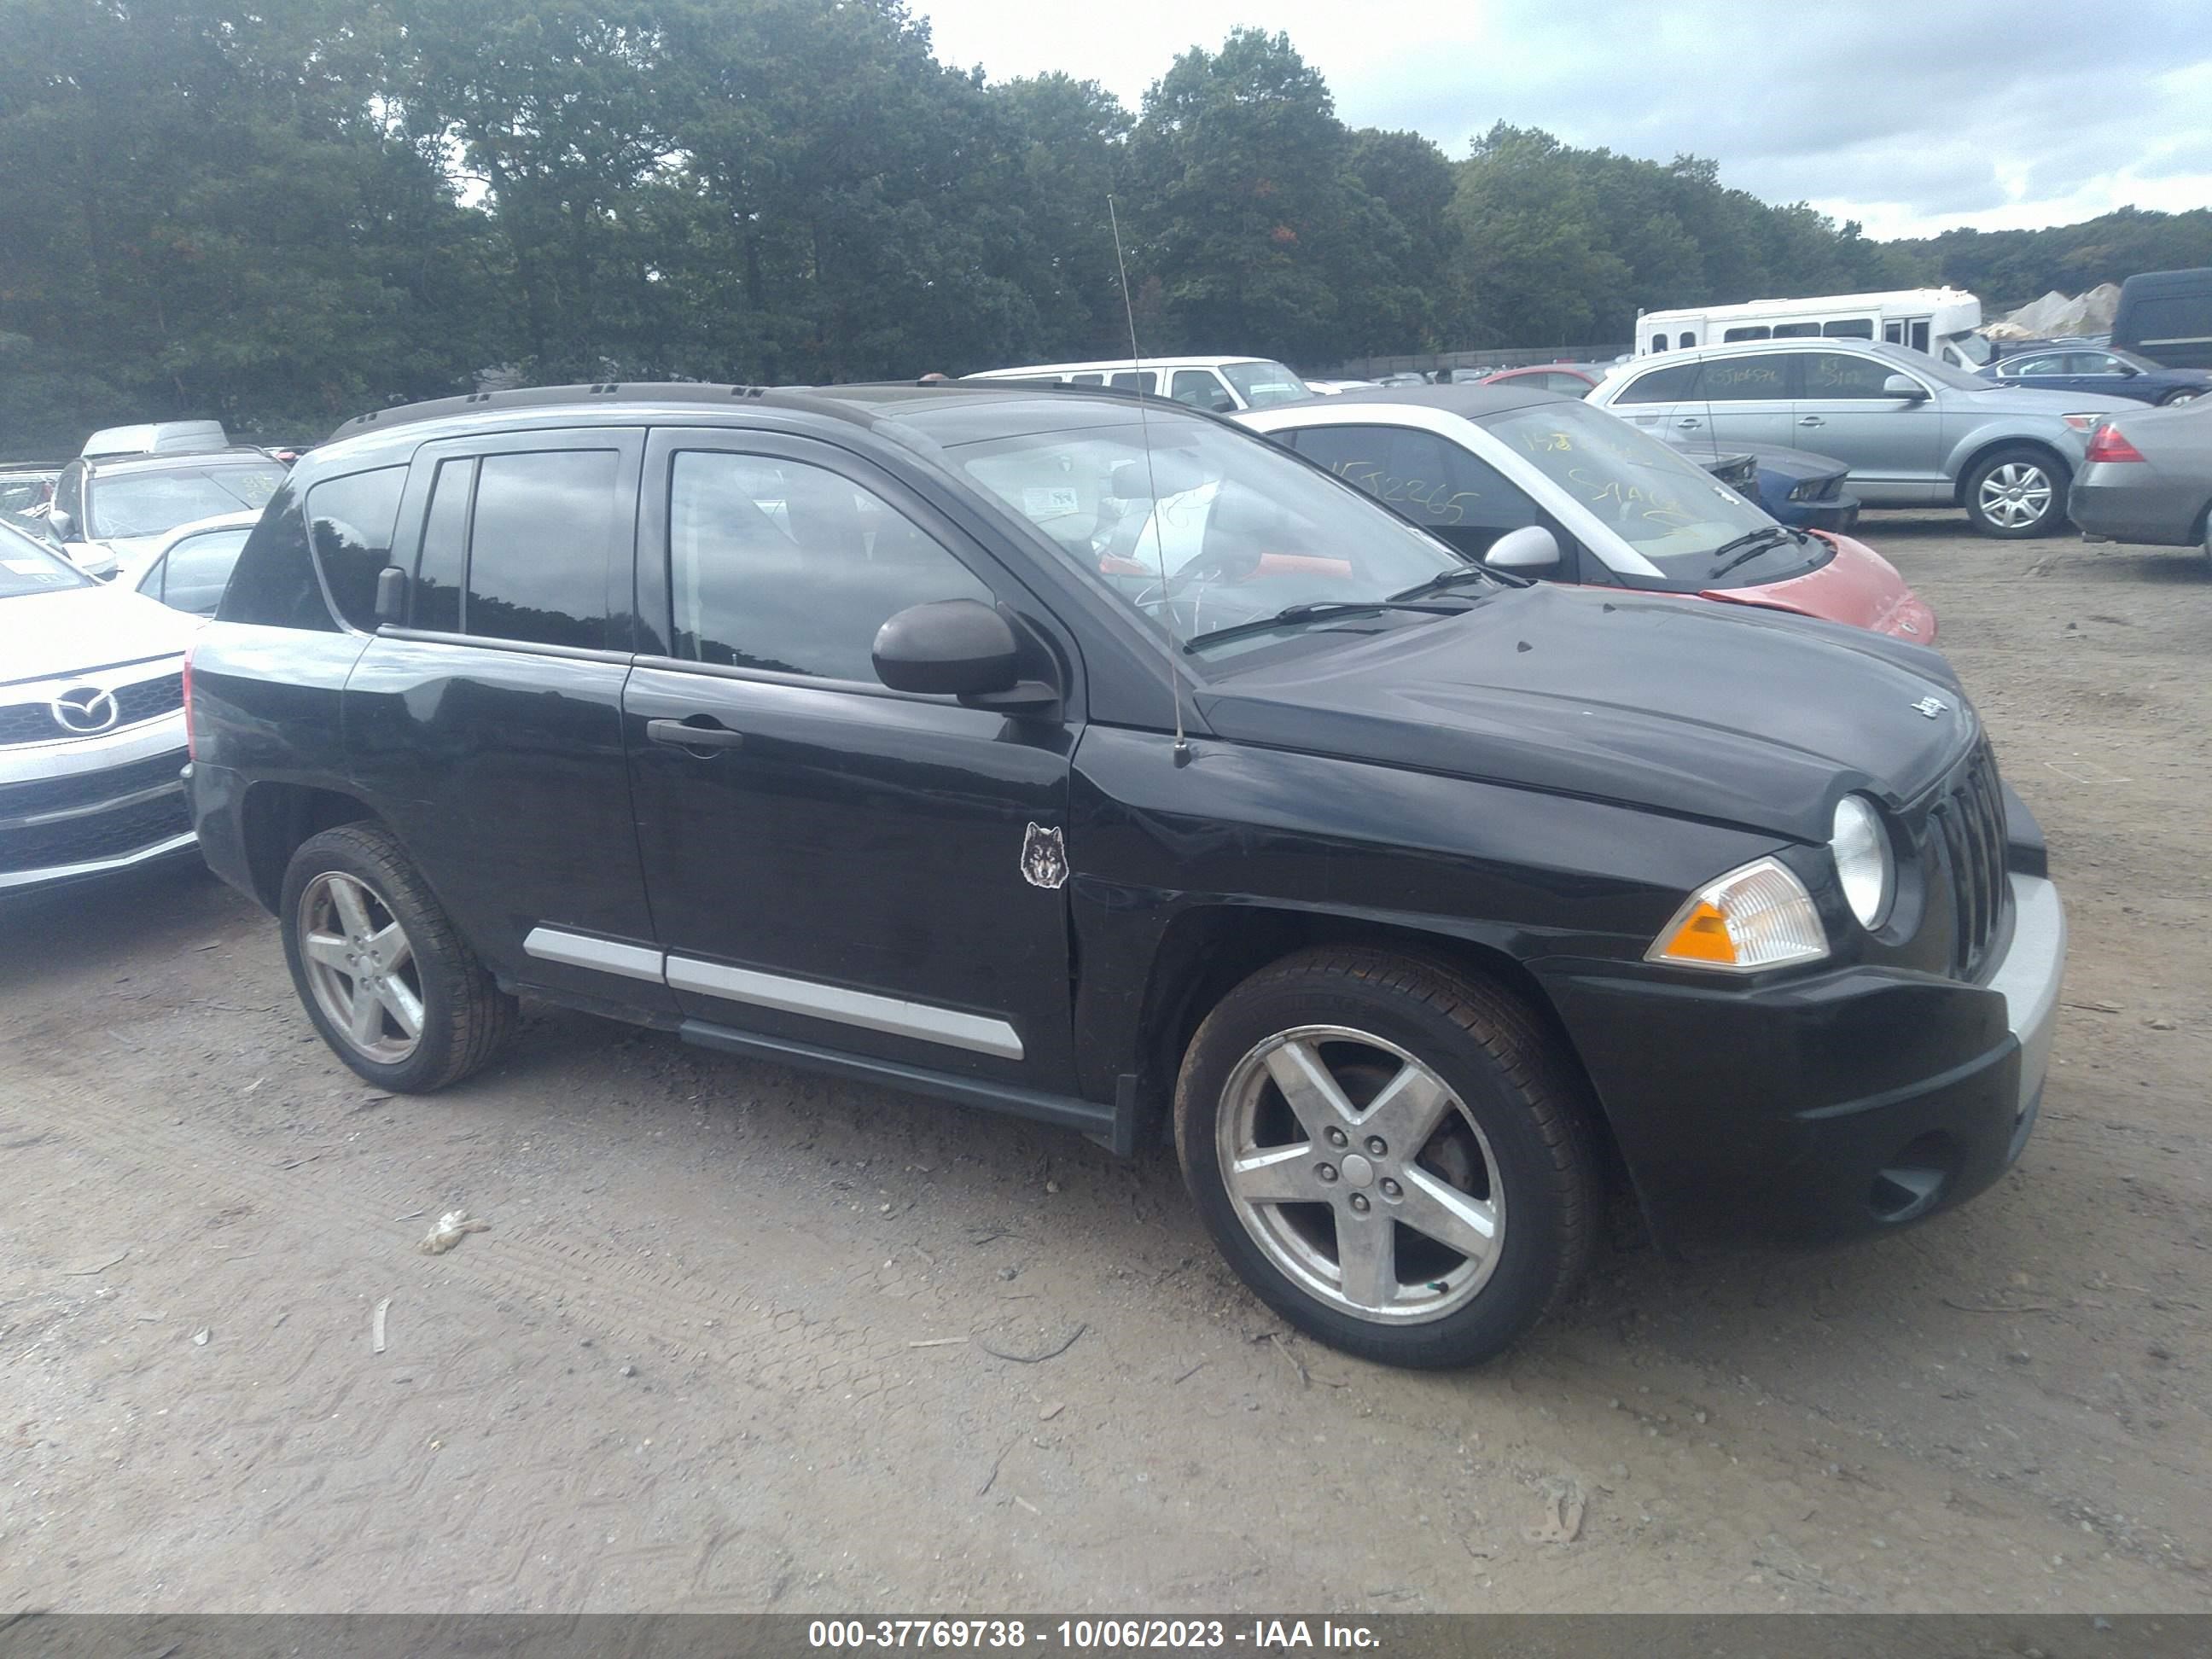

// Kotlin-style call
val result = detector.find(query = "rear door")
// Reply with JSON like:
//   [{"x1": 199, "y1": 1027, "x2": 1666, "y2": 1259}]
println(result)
[
  {"x1": 1603, "y1": 357, "x2": 1702, "y2": 435},
  {"x1": 1790, "y1": 350, "x2": 1946, "y2": 490},
  {"x1": 1674, "y1": 352, "x2": 1798, "y2": 452},
  {"x1": 622, "y1": 428, "x2": 1080, "y2": 1090},
  {"x1": 343, "y1": 428, "x2": 672, "y2": 1013}
]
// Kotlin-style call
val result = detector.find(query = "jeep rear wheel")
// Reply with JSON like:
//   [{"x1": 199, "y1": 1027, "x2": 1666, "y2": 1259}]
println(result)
[
  {"x1": 1175, "y1": 948, "x2": 1598, "y2": 1368},
  {"x1": 281, "y1": 824, "x2": 515, "y2": 1092}
]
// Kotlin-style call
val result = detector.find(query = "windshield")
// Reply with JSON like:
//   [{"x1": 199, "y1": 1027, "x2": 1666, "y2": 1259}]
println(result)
[
  {"x1": 89, "y1": 463, "x2": 284, "y2": 539},
  {"x1": 1479, "y1": 401, "x2": 1818, "y2": 584},
  {"x1": 1223, "y1": 360, "x2": 1311, "y2": 408},
  {"x1": 0, "y1": 519, "x2": 92, "y2": 597},
  {"x1": 924, "y1": 410, "x2": 1480, "y2": 656},
  {"x1": 1951, "y1": 333, "x2": 1996, "y2": 367}
]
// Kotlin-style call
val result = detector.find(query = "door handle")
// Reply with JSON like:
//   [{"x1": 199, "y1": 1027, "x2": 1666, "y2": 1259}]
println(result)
[
  {"x1": 1675, "y1": 417, "x2": 1702, "y2": 428},
  {"x1": 647, "y1": 717, "x2": 745, "y2": 754},
  {"x1": 1798, "y1": 416, "x2": 1826, "y2": 427}
]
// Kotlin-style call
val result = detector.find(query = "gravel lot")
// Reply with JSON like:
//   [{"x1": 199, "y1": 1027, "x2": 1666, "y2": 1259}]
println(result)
[{"x1": 3, "y1": 512, "x2": 2207, "y2": 1615}]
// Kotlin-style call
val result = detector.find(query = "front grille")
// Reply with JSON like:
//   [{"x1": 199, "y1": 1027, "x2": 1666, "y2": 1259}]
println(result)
[
  {"x1": 1929, "y1": 746, "x2": 2009, "y2": 980},
  {"x1": 0, "y1": 787, "x2": 189, "y2": 875},
  {"x1": 114, "y1": 672, "x2": 184, "y2": 725},
  {"x1": 0, "y1": 669, "x2": 184, "y2": 747},
  {"x1": 0, "y1": 750, "x2": 189, "y2": 824}
]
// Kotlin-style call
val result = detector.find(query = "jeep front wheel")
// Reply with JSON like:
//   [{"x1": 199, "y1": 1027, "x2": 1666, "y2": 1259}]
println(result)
[{"x1": 1174, "y1": 948, "x2": 1598, "y2": 1368}]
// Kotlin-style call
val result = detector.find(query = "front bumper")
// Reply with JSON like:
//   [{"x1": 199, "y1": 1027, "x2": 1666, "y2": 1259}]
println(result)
[
  {"x1": 1534, "y1": 872, "x2": 2065, "y2": 1249},
  {"x1": 0, "y1": 717, "x2": 197, "y2": 894}
]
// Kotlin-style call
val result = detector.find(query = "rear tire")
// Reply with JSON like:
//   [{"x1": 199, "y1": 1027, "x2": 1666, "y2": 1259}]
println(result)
[
  {"x1": 2158, "y1": 389, "x2": 2199, "y2": 407},
  {"x1": 1173, "y1": 948, "x2": 1598, "y2": 1369},
  {"x1": 1962, "y1": 445, "x2": 2069, "y2": 538},
  {"x1": 280, "y1": 824, "x2": 515, "y2": 1092}
]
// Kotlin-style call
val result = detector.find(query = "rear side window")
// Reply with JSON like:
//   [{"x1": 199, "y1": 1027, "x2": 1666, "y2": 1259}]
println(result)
[
  {"x1": 410, "y1": 457, "x2": 472, "y2": 633},
  {"x1": 1613, "y1": 361, "x2": 1699, "y2": 404},
  {"x1": 1772, "y1": 322, "x2": 1819, "y2": 338},
  {"x1": 1293, "y1": 424, "x2": 1541, "y2": 554},
  {"x1": 463, "y1": 450, "x2": 620, "y2": 649},
  {"x1": 1823, "y1": 318, "x2": 1874, "y2": 339},
  {"x1": 1697, "y1": 356, "x2": 1792, "y2": 400},
  {"x1": 306, "y1": 466, "x2": 408, "y2": 630},
  {"x1": 1722, "y1": 326, "x2": 1770, "y2": 341},
  {"x1": 218, "y1": 481, "x2": 336, "y2": 631}
]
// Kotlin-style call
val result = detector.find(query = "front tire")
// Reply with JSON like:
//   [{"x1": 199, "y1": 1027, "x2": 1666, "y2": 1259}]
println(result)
[
  {"x1": 1963, "y1": 445, "x2": 2069, "y2": 538},
  {"x1": 1174, "y1": 949, "x2": 1598, "y2": 1368},
  {"x1": 280, "y1": 824, "x2": 515, "y2": 1091}
]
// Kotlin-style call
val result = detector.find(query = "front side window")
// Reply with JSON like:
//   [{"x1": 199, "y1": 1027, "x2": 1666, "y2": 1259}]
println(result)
[
  {"x1": 2000, "y1": 353, "x2": 2060, "y2": 376},
  {"x1": 2069, "y1": 352, "x2": 2125, "y2": 375},
  {"x1": 90, "y1": 463, "x2": 283, "y2": 540},
  {"x1": 669, "y1": 452, "x2": 993, "y2": 682},
  {"x1": 1222, "y1": 360, "x2": 1311, "y2": 408},
  {"x1": 463, "y1": 450, "x2": 620, "y2": 649},
  {"x1": 1291, "y1": 424, "x2": 1541, "y2": 556},
  {"x1": 157, "y1": 526, "x2": 252, "y2": 615},
  {"x1": 1613, "y1": 361, "x2": 1700, "y2": 405},
  {"x1": 1171, "y1": 369, "x2": 1233, "y2": 412},
  {"x1": 305, "y1": 467, "x2": 408, "y2": 631},
  {"x1": 1697, "y1": 355, "x2": 1792, "y2": 401},
  {"x1": 1478, "y1": 400, "x2": 1811, "y2": 587},
  {"x1": 1803, "y1": 352, "x2": 1914, "y2": 399}
]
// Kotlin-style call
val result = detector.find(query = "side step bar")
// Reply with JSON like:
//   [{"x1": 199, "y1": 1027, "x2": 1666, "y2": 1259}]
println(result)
[{"x1": 678, "y1": 1018, "x2": 1136, "y2": 1154}]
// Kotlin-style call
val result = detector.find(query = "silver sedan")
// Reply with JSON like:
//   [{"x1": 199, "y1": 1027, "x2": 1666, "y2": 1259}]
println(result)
[{"x1": 2069, "y1": 399, "x2": 2212, "y2": 562}]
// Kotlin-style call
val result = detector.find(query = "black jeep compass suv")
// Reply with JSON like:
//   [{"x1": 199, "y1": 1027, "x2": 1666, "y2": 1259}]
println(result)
[{"x1": 185, "y1": 381, "x2": 2065, "y2": 1366}]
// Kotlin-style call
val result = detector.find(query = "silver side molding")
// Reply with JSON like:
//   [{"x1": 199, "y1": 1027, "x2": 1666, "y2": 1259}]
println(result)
[
  {"x1": 522, "y1": 924, "x2": 1024, "y2": 1062},
  {"x1": 664, "y1": 956, "x2": 1026, "y2": 1062},
  {"x1": 522, "y1": 926, "x2": 667, "y2": 984}
]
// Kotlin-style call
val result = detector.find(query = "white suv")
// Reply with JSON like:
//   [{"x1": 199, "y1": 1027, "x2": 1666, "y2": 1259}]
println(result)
[{"x1": 0, "y1": 520, "x2": 200, "y2": 894}]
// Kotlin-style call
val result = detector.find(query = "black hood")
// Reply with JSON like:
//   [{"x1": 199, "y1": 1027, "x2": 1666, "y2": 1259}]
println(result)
[{"x1": 1194, "y1": 583, "x2": 1973, "y2": 842}]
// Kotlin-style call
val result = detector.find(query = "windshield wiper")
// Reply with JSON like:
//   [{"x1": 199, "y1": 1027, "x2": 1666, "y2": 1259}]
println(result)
[
  {"x1": 1706, "y1": 524, "x2": 1802, "y2": 580},
  {"x1": 1181, "y1": 599, "x2": 1464, "y2": 653},
  {"x1": 1388, "y1": 563, "x2": 1511, "y2": 601}
]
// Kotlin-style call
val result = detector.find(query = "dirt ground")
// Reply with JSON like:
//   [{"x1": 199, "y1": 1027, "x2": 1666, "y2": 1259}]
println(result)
[{"x1": 3, "y1": 512, "x2": 2208, "y2": 1615}]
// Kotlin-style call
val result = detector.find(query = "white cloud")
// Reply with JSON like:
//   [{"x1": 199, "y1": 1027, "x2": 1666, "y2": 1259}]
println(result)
[{"x1": 913, "y1": 0, "x2": 2212, "y2": 240}]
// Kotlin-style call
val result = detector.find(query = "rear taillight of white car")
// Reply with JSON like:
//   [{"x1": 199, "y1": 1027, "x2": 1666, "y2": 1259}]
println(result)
[{"x1": 2084, "y1": 425, "x2": 2147, "y2": 464}]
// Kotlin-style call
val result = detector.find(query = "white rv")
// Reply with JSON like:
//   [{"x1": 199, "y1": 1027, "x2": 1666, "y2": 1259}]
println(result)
[{"x1": 1634, "y1": 288, "x2": 1988, "y2": 368}]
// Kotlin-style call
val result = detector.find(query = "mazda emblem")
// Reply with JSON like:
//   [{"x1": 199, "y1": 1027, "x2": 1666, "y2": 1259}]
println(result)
[{"x1": 51, "y1": 685, "x2": 119, "y2": 734}]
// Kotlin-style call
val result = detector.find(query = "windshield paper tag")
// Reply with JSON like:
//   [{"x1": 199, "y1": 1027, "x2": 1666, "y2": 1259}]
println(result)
[{"x1": 1022, "y1": 486, "x2": 1080, "y2": 519}]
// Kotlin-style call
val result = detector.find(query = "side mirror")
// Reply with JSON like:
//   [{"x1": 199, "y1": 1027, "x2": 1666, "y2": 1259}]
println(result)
[
  {"x1": 1882, "y1": 374, "x2": 1930, "y2": 401},
  {"x1": 46, "y1": 508, "x2": 76, "y2": 542},
  {"x1": 873, "y1": 599, "x2": 1058, "y2": 713},
  {"x1": 374, "y1": 564, "x2": 408, "y2": 625},
  {"x1": 1484, "y1": 525, "x2": 1562, "y2": 572}
]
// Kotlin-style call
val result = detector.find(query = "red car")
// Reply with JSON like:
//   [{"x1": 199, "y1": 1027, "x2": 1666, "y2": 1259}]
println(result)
[
  {"x1": 1239, "y1": 385, "x2": 1936, "y2": 643},
  {"x1": 1476, "y1": 364, "x2": 1605, "y2": 395}
]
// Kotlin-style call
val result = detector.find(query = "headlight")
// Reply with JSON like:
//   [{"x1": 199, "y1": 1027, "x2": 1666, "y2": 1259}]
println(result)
[
  {"x1": 1647, "y1": 856, "x2": 1828, "y2": 972},
  {"x1": 1829, "y1": 794, "x2": 1895, "y2": 930},
  {"x1": 1789, "y1": 479, "x2": 1819, "y2": 502}
]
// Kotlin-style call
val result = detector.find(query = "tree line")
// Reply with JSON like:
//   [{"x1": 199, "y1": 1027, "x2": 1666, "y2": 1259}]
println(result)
[{"x1": 3, "y1": 0, "x2": 2205, "y2": 454}]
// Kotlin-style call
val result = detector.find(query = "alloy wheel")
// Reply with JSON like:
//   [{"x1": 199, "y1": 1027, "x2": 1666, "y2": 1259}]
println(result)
[
  {"x1": 1976, "y1": 463, "x2": 2054, "y2": 530},
  {"x1": 1215, "y1": 1024, "x2": 1505, "y2": 1324},
  {"x1": 298, "y1": 870, "x2": 424, "y2": 1063}
]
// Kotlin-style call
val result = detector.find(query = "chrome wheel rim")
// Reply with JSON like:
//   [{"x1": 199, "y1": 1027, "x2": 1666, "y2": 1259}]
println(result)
[
  {"x1": 1977, "y1": 462, "x2": 2053, "y2": 529},
  {"x1": 298, "y1": 871, "x2": 423, "y2": 1063},
  {"x1": 1215, "y1": 1024, "x2": 1504, "y2": 1324}
]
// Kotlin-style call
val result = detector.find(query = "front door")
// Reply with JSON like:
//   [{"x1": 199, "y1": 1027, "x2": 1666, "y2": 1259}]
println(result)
[
  {"x1": 1790, "y1": 350, "x2": 1947, "y2": 493},
  {"x1": 623, "y1": 429, "x2": 1080, "y2": 1090}
]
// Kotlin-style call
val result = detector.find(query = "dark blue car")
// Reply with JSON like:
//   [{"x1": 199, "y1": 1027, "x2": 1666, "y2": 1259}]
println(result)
[
  {"x1": 1983, "y1": 344, "x2": 2209, "y2": 407},
  {"x1": 1663, "y1": 436, "x2": 1860, "y2": 533}
]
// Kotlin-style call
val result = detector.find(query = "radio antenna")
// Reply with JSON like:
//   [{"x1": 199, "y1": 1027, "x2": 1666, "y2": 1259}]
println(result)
[{"x1": 1108, "y1": 194, "x2": 1189, "y2": 764}]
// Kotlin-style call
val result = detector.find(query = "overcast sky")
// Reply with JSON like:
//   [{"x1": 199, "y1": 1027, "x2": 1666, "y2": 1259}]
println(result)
[{"x1": 914, "y1": 0, "x2": 2212, "y2": 241}]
